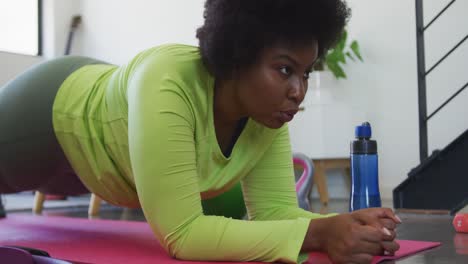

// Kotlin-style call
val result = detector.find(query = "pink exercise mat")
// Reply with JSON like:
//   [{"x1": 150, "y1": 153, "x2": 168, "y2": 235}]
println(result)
[
  {"x1": 306, "y1": 239, "x2": 441, "y2": 264},
  {"x1": 0, "y1": 214, "x2": 440, "y2": 264}
]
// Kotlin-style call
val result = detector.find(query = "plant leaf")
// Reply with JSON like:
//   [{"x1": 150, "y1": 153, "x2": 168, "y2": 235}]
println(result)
[
  {"x1": 350, "y1": 41, "x2": 363, "y2": 61},
  {"x1": 322, "y1": 29, "x2": 362, "y2": 79},
  {"x1": 327, "y1": 61, "x2": 347, "y2": 79},
  {"x1": 327, "y1": 50, "x2": 346, "y2": 64},
  {"x1": 345, "y1": 51, "x2": 356, "y2": 61}
]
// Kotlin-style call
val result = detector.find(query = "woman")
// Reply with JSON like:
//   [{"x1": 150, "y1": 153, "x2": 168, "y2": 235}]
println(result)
[{"x1": 0, "y1": 0, "x2": 401, "y2": 263}]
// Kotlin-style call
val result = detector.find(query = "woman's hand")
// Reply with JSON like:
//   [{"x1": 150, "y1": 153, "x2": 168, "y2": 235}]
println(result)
[
  {"x1": 350, "y1": 208, "x2": 402, "y2": 255},
  {"x1": 302, "y1": 208, "x2": 401, "y2": 264}
]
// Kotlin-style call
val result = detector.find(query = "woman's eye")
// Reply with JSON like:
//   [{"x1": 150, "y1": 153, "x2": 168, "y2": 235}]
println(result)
[
  {"x1": 279, "y1": 66, "x2": 292, "y2": 76},
  {"x1": 303, "y1": 71, "x2": 311, "y2": 80}
]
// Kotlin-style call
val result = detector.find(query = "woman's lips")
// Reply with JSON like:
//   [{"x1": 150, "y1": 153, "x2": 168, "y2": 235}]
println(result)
[{"x1": 278, "y1": 110, "x2": 298, "y2": 123}]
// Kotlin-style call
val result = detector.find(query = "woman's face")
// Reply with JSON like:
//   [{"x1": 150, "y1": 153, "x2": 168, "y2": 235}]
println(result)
[{"x1": 235, "y1": 41, "x2": 319, "y2": 129}]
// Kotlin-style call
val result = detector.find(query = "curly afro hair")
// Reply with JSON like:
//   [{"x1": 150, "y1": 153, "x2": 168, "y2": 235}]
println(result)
[{"x1": 196, "y1": 0, "x2": 351, "y2": 80}]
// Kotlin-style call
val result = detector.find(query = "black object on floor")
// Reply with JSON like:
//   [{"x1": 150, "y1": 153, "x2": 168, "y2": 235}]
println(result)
[
  {"x1": 0, "y1": 246, "x2": 82, "y2": 264},
  {"x1": 0, "y1": 195, "x2": 6, "y2": 218}
]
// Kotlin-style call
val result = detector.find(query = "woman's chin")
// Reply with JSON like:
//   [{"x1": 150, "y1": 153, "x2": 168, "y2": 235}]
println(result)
[{"x1": 256, "y1": 118, "x2": 286, "y2": 129}]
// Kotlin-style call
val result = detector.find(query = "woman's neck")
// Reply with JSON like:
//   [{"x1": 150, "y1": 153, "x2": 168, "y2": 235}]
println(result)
[
  {"x1": 213, "y1": 78, "x2": 248, "y2": 156},
  {"x1": 213, "y1": 78, "x2": 245, "y2": 126}
]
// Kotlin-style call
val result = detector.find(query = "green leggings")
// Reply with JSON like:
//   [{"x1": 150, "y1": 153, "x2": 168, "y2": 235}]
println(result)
[
  {"x1": 202, "y1": 183, "x2": 246, "y2": 219},
  {"x1": 0, "y1": 56, "x2": 246, "y2": 219}
]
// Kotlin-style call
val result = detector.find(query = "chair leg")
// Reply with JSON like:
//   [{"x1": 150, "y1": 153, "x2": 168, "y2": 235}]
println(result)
[
  {"x1": 88, "y1": 194, "x2": 101, "y2": 218},
  {"x1": 33, "y1": 191, "x2": 46, "y2": 214}
]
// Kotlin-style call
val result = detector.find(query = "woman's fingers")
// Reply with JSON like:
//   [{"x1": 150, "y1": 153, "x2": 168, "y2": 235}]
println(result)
[
  {"x1": 380, "y1": 218, "x2": 397, "y2": 230},
  {"x1": 381, "y1": 240, "x2": 400, "y2": 255},
  {"x1": 324, "y1": 214, "x2": 400, "y2": 264},
  {"x1": 351, "y1": 239, "x2": 384, "y2": 256},
  {"x1": 351, "y1": 210, "x2": 382, "y2": 228},
  {"x1": 357, "y1": 225, "x2": 385, "y2": 243},
  {"x1": 352, "y1": 208, "x2": 401, "y2": 239},
  {"x1": 377, "y1": 207, "x2": 402, "y2": 224},
  {"x1": 378, "y1": 219, "x2": 396, "y2": 241},
  {"x1": 351, "y1": 225, "x2": 399, "y2": 257},
  {"x1": 354, "y1": 208, "x2": 401, "y2": 224},
  {"x1": 383, "y1": 227, "x2": 396, "y2": 241},
  {"x1": 349, "y1": 253, "x2": 374, "y2": 264},
  {"x1": 357, "y1": 224, "x2": 400, "y2": 254}
]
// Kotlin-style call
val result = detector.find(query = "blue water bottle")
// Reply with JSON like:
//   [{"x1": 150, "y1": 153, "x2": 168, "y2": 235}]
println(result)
[{"x1": 349, "y1": 122, "x2": 382, "y2": 211}]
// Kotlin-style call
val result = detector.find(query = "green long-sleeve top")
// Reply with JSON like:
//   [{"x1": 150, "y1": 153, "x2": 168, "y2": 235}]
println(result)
[{"x1": 53, "y1": 44, "x2": 333, "y2": 263}]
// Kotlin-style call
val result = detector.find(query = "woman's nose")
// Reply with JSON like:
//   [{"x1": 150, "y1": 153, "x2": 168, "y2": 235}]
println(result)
[{"x1": 287, "y1": 78, "x2": 306, "y2": 105}]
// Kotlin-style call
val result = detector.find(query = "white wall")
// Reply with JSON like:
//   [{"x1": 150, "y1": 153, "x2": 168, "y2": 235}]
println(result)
[
  {"x1": 76, "y1": 0, "x2": 205, "y2": 64},
  {"x1": 2, "y1": 0, "x2": 467, "y2": 201},
  {"x1": 42, "y1": 0, "x2": 82, "y2": 57}
]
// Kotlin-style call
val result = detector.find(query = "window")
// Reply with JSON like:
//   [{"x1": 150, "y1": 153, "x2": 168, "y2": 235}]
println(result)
[{"x1": 0, "y1": 0, "x2": 42, "y2": 56}]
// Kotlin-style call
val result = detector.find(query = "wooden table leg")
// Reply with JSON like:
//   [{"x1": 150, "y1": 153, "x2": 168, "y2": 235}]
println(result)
[
  {"x1": 33, "y1": 191, "x2": 45, "y2": 215},
  {"x1": 88, "y1": 194, "x2": 102, "y2": 218},
  {"x1": 314, "y1": 161, "x2": 329, "y2": 205},
  {"x1": 344, "y1": 167, "x2": 352, "y2": 191}
]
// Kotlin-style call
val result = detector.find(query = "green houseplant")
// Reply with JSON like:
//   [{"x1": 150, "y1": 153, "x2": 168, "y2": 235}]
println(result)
[{"x1": 314, "y1": 29, "x2": 363, "y2": 79}]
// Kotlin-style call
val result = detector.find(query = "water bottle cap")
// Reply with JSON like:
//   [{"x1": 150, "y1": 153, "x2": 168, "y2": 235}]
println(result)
[{"x1": 355, "y1": 122, "x2": 372, "y2": 139}]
